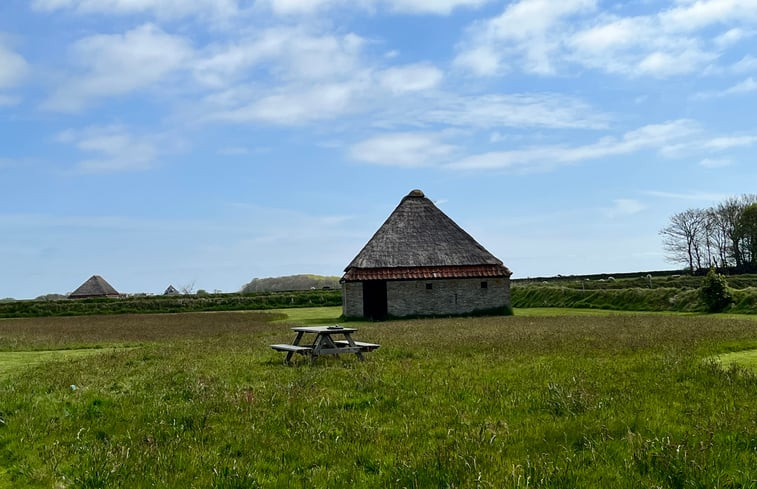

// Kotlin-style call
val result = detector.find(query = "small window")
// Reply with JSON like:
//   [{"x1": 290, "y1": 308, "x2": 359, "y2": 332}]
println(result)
[
  {"x1": 481, "y1": 281, "x2": 488, "y2": 289},
  {"x1": 425, "y1": 283, "x2": 433, "y2": 290}
]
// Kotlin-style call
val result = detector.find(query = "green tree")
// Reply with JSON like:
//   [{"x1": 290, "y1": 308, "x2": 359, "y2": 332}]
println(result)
[
  {"x1": 737, "y1": 203, "x2": 757, "y2": 266},
  {"x1": 700, "y1": 267, "x2": 732, "y2": 313}
]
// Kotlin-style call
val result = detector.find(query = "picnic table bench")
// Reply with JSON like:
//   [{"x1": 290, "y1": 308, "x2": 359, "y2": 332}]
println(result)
[
  {"x1": 333, "y1": 340, "x2": 381, "y2": 352},
  {"x1": 270, "y1": 344, "x2": 313, "y2": 354},
  {"x1": 271, "y1": 325, "x2": 380, "y2": 364}
]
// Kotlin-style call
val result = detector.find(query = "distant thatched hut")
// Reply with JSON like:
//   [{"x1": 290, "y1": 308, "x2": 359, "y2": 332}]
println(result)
[
  {"x1": 164, "y1": 285, "x2": 181, "y2": 295},
  {"x1": 69, "y1": 275, "x2": 120, "y2": 299},
  {"x1": 341, "y1": 189, "x2": 512, "y2": 320}
]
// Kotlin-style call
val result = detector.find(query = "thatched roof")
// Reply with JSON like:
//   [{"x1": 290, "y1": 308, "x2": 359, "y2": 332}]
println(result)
[
  {"x1": 69, "y1": 275, "x2": 120, "y2": 298},
  {"x1": 343, "y1": 190, "x2": 511, "y2": 281},
  {"x1": 164, "y1": 285, "x2": 180, "y2": 295}
]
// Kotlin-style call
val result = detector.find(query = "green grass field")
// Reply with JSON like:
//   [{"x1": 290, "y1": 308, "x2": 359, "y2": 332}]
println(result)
[
  {"x1": 0, "y1": 348, "x2": 126, "y2": 378},
  {"x1": 718, "y1": 348, "x2": 757, "y2": 370},
  {"x1": 1, "y1": 308, "x2": 756, "y2": 488}
]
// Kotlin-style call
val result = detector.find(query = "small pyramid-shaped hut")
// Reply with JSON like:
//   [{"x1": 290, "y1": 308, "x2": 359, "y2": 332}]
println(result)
[
  {"x1": 341, "y1": 189, "x2": 512, "y2": 320},
  {"x1": 69, "y1": 275, "x2": 120, "y2": 299},
  {"x1": 164, "y1": 285, "x2": 180, "y2": 295}
]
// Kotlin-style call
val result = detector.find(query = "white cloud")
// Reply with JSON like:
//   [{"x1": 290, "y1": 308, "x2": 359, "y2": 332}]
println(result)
[
  {"x1": 384, "y1": 0, "x2": 492, "y2": 15},
  {"x1": 56, "y1": 125, "x2": 160, "y2": 173},
  {"x1": 192, "y1": 27, "x2": 374, "y2": 124},
  {"x1": 46, "y1": 0, "x2": 490, "y2": 18},
  {"x1": 658, "y1": 131, "x2": 757, "y2": 157},
  {"x1": 446, "y1": 119, "x2": 700, "y2": 171},
  {"x1": 635, "y1": 49, "x2": 716, "y2": 77},
  {"x1": 731, "y1": 55, "x2": 757, "y2": 74},
  {"x1": 377, "y1": 63, "x2": 442, "y2": 93},
  {"x1": 43, "y1": 24, "x2": 193, "y2": 111},
  {"x1": 267, "y1": 0, "x2": 353, "y2": 15},
  {"x1": 456, "y1": 0, "x2": 757, "y2": 78},
  {"x1": 693, "y1": 77, "x2": 757, "y2": 99},
  {"x1": 369, "y1": 92, "x2": 607, "y2": 131},
  {"x1": 408, "y1": 93, "x2": 607, "y2": 130},
  {"x1": 714, "y1": 28, "x2": 749, "y2": 47},
  {"x1": 194, "y1": 29, "x2": 365, "y2": 87},
  {"x1": 194, "y1": 26, "x2": 605, "y2": 131},
  {"x1": 266, "y1": 0, "x2": 490, "y2": 15},
  {"x1": 0, "y1": 42, "x2": 28, "y2": 88},
  {"x1": 349, "y1": 132, "x2": 457, "y2": 166},
  {"x1": 660, "y1": 0, "x2": 757, "y2": 32},
  {"x1": 722, "y1": 77, "x2": 757, "y2": 95},
  {"x1": 568, "y1": 13, "x2": 718, "y2": 78},
  {"x1": 31, "y1": 0, "x2": 240, "y2": 19},
  {"x1": 209, "y1": 81, "x2": 367, "y2": 125},
  {"x1": 453, "y1": 45, "x2": 502, "y2": 76},
  {"x1": 277, "y1": 32, "x2": 365, "y2": 81},
  {"x1": 604, "y1": 199, "x2": 645, "y2": 218},
  {"x1": 569, "y1": 16, "x2": 644, "y2": 54},
  {"x1": 455, "y1": 0, "x2": 596, "y2": 76},
  {"x1": 702, "y1": 134, "x2": 757, "y2": 150}
]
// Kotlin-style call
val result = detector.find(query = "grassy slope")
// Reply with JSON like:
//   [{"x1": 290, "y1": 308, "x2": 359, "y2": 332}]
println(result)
[
  {"x1": 511, "y1": 273, "x2": 757, "y2": 314},
  {"x1": 0, "y1": 310, "x2": 756, "y2": 488}
]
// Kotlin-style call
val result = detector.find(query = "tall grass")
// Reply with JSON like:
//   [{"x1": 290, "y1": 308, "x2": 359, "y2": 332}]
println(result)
[{"x1": 1, "y1": 312, "x2": 756, "y2": 487}]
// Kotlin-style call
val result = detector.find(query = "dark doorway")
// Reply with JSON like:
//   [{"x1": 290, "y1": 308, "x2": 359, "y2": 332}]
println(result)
[{"x1": 363, "y1": 281, "x2": 388, "y2": 320}]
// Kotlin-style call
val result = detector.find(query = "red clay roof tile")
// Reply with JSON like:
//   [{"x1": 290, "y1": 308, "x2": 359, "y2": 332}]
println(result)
[{"x1": 342, "y1": 265, "x2": 511, "y2": 281}]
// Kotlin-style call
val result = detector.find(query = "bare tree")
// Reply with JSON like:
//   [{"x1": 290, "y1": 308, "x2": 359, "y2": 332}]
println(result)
[
  {"x1": 663, "y1": 194, "x2": 757, "y2": 273},
  {"x1": 179, "y1": 280, "x2": 196, "y2": 295},
  {"x1": 705, "y1": 208, "x2": 730, "y2": 269},
  {"x1": 660, "y1": 208, "x2": 707, "y2": 272}
]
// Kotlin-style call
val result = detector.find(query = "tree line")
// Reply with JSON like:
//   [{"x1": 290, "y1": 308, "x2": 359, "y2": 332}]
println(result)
[
  {"x1": 241, "y1": 274, "x2": 341, "y2": 293},
  {"x1": 660, "y1": 194, "x2": 757, "y2": 273}
]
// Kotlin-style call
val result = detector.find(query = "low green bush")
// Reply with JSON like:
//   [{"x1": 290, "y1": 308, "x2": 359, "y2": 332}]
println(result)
[
  {"x1": 0, "y1": 290, "x2": 342, "y2": 318},
  {"x1": 700, "y1": 268, "x2": 734, "y2": 313}
]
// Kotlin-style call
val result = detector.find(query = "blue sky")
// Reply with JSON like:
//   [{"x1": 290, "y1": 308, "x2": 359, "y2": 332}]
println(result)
[{"x1": 1, "y1": 0, "x2": 756, "y2": 299}]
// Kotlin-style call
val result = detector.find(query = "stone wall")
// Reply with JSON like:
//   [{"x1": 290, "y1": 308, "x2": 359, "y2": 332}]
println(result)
[
  {"x1": 387, "y1": 277, "x2": 510, "y2": 317},
  {"x1": 342, "y1": 277, "x2": 510, "y2": 318},
  {"x1": 342, "y1": 281, "x2": 364, "y2": 318}
]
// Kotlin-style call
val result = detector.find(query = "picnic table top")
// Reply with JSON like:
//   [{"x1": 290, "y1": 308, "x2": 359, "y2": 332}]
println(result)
[{"x1": 291, "y1": 325, "x2": 357, "y2": 334}]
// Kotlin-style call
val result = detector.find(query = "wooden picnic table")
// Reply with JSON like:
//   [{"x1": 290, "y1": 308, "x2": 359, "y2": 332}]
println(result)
[{"x1": 271, "y1": 325, "x2": 380, "y2": 365}]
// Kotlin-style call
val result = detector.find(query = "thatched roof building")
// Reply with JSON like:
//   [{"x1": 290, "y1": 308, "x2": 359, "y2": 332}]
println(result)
[
  {"x1": 342, "y1": 189, "x2": 511, "y2": 320},
  {"x1": 69, "y1": 275, "x2": 120, "y2": 299},
  {"x1": 164, "y1": 285, "x2": 180, "y2": 295}
]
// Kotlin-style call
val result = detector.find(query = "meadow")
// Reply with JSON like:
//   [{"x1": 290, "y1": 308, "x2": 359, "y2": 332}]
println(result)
[{"x1": 1, "y1": 308, "x2": 756, "y2": 488}]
